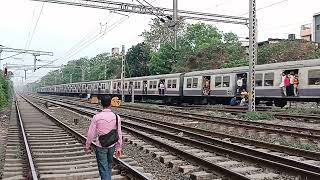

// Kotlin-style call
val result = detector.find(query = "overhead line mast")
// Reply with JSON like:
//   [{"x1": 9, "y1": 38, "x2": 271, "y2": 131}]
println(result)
[{"x1": 30, "y1": 0, "x2": 257, "y2": 111}]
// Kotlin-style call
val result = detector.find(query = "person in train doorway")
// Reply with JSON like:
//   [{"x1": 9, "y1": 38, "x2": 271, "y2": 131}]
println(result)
[
  {"x1": 85, "y1": 95, "x2": 123, "y2": 180},
  {"x1": 280, "y1": 72, "x2": 287, "y2": 96},
  {"x1": 284, "y1": 74, "x2": 291, "y2": 97},
  {"x1": 159, "y1": 81, "x2": 165, "y2": 95},
  {"x1": 289, "y1": 72, "x2": 295, "y2": 96},
  {"x1": 294, "y1": 74, "x2": 299, "y2": 97},
  {"x1": 236, "y1": 77, "x2": 243, "y2": 95},
  {"x1": 144, "y1": 82, "x2": 148, "y2": 94},
  {"x1": 241, "y1": 74, "x2": 247, "y2": 92}
]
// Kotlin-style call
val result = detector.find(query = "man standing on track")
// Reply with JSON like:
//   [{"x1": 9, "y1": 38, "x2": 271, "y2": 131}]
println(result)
[{"x1": 85, "y1": 95, "x2": 123, "y2": 180}]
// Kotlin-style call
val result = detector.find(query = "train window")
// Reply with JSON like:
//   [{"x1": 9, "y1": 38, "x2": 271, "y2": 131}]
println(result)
[
  {"x1": 308, "y1": 70, "x2": 320, "y2": 85},
  {"x1": 124, "y1": 83, "x2": 128, "y2": 89},
  {"x1": 255, "y1": 74, "x2": 263, "y2": 86},
  {"x1": 215, "y1": 76, "x2": 222, "y2": 87},
  {"x1": 172, "y1": 79, "x2": 177, "y2": 88},
  {"x1": 187, "y1": 78, "x2": 192, "y2": 88},
  {"x1": 149, "y1": 81, "x2": 153, "y2": 89},
  {"x1": 223, "y1": 76, "x2": 230, "y2": 87},
  {"x1": 138, "y1": 82, "x2": 141, "y2": 89},
  {"x1": 135, "y1": 82, "x2": 138, "y2": 89},
  {"x1": 102, "y1": 84, "x2": 106, "y2": 89},
  {"x1": 192, "y1": 78, "x2": 198, "y2": 88},
  {"x1": 264, "y1": 73, "x2": 274, "y2": 86},
  {"x1": 113, "y1": 83, "x2": 117, "y2": 90},
  {"x1": 167, "y1": 80, "x2": 172, "y2": 88},
  {"x1": 152, "y1": 81, "x2": 157, "y2": 89},
  {"x1": 94, "y1": 84, "x2": 98, "y2": 89}
]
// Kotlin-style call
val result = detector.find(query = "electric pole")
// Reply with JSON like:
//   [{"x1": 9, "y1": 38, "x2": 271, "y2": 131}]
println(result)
[
  {"x1": 121, "y1": 45, "x2": 125, "y2": 102},
  {"x1": 70, "y1": 73, "x2": 73, "y2": 83},
  {"x1": 81, "y1": 66, "x2": 85, "y2": 81},
  {"x1": 104, "y1": 64, "x2": 107, "y2": 80},
  {"x1": 0, "y1": 50, "x2": 2, "y2": 69},
  {"x1": 24, "y1": 70, "x2": 27, "y2": 80},
  {"x1": 248, "y1": 0, "x2": 257, "y2": 112},
  {"x1": 173, "y1": 0, "x2": 178, "y2": 50}
]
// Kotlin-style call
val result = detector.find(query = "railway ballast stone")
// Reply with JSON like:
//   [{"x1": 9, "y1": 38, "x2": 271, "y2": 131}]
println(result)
[
  {"x1": 159, "y1": 155, "x2": 177, "y2": 163},
  {"x1": 247, "y1": 173, "x2": 279, "y2": 180},
  {"x1": 190, "y1": 171, "x2": 213, "y2": 180},
  {"x1": 178, "y1": 165, "x2": 198, "y2": 173},
  {"x1": 168, "y1": 160, "x2": 185, "y2": 168},
  {"x1": 217, "y1": 160, "x2": 241, "y2": 167},
  {"x1": 231, "y1": 166, "x2": 260, "y2": 173}
]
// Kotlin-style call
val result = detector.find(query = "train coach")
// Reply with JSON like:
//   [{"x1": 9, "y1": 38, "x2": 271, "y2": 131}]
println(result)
[{"x1": 39, "y1": 58, "x2": 320, "y2": 107}]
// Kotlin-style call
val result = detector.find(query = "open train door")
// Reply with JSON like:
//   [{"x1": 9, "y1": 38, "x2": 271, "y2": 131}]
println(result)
[
  {"x1": 202, "y1": 76, "x2": 211, "y2": 95},
  {"x1": 236, "y1": 73, "x2": 248, "y2": 95}
]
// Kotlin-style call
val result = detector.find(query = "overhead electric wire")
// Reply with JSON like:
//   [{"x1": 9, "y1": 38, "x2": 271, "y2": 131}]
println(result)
[
  {"x1": 36, "y1": 11, "x2": 114, "y2": 68},
  {"x1": 25, "y1": 6, "x2": 37, "y2": 49},
  {"x1": 238, "y1": 0, "x2": 290, "y2": 16},
  {"x1": 27, "y1": 3, "x2": 45, "y2": 49}
]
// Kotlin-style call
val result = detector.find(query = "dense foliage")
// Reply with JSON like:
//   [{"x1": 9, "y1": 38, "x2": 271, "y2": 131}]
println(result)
[
  {"x1": 0, "y1": 70, "x2": 13, "y2": 109},
  {"x1": 36, "y1": 20, "x2": 320, "y2": 87}
]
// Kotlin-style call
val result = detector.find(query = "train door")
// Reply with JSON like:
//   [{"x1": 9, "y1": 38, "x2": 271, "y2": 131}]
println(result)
[
  {"x1": 159, "y1": 79, "x2": 165, "y2": 95},
  {"x1": 282, "y1": 69, "x2": 299, "y2": 96},
  {"x1": 202, "y1": 76, "x2": 211, "y2": 95},
  {"x1": 128, "y1": 82, "x2": 133, "y2": 94},
  {"x1": 236, "y1": 73, "x2": 247, "y2": 95},
  {"x1": 143, "y1": 80, "x2": 148, "y2": 94}
]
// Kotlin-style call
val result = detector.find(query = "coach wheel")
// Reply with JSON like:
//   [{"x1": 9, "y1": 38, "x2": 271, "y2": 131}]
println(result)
[
  {"x1": 265, "y1": 101, "x2": 273, "y2": 106},
  {"x1": 274, "y1": 100, "x2": 287, "y2": 108}
]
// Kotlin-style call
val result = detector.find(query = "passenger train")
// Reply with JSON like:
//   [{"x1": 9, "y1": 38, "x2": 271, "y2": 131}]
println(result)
[{"x1": 39, "y1": 59, "x2": 320, "y2": 107}]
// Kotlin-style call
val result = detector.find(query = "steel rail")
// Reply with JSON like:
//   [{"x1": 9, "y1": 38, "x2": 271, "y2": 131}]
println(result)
[
  {"x1": 19, "y1": 95, "x2": 151, "y2": 180},
  {"x1": 37, "y1": 95, "x2": 320, "y2": 159},
  {"x1": 32, "y1": 95, "x2": 320, "y2": 178},
  {"x1": 34, "y1": 95, "x2": 320, "y2": 140},
  {"x1": 121, "y1": 121, "x2": 320, "y2": 179},
  {"x1": 120, "y1": 105, "x2": 320, "y2": 138},
  {"x1": 15, "y1": 99, "x2": 39, "y2": 180}
]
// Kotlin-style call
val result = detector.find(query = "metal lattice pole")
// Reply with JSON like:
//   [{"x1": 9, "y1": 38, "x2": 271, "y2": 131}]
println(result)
[
  {"x1": 248, "y1": 0, "x2": 257, "y2": 112},
  {"x1": 121, "y1": 45, "x2": 125, "y2": 102},
  {"x1": 173, "y1": 0, "x2": 178, "y2": 50}
]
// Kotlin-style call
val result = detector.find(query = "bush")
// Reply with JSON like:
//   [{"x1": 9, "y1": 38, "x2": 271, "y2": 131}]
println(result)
[
  {"x1": 0, "y1": 71, "x2": 13, "y2": 110},
  {"x1": 244, "y1": 112, "x2": 274, "y2": 121}
]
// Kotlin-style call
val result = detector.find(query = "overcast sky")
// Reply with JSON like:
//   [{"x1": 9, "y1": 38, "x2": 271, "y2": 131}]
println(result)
[{"x1": 1, "y1": 0, "x2": 319, "y2": 84}]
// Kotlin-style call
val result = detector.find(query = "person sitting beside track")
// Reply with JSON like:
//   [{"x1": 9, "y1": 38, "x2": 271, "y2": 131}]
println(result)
[
  {"x1": 85, "y1": 95, "x2": 123, "y2": 180},
  {"x1": 230, "y1": 96, "x2": 240, "y2": 106}
]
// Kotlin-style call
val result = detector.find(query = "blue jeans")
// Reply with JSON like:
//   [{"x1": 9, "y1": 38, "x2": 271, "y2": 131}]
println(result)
[{"x1": 95, "y1": 146, "x2": 115, "y2": 180}]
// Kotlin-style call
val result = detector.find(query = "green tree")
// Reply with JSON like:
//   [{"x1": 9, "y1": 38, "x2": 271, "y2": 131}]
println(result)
[
  {"x1": 126, "y1": 43, "x2": 151, "y2": 77},
  {"x1": 258, "y1": 40, "x2": 320, "y2": 64},
  {"x1": 0, "y1": 70, "x2": 13, "y2": 109},
  {"x1": 149, "y1": 43, "x2": 175, "y2": 75},
  {"x1": 173, "y1": 23, "x2": 246, "y2": 71},
  {"x1": 141, "y1": 18, "x2": 185, "y2": 51}
]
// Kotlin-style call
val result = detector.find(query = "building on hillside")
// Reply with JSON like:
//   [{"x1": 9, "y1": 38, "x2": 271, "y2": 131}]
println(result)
[
  {"x1": 111, "y1": 47, "x2": 120, "y2": 56},
  {"x1": 313, "y1": 12, "x2": 320, "y2": 43},
  {"x1": 300, "y1": 12, "x2": 320, "y2": 43},
  {"x1": 301, "y1": 24, "x2": 312, "y2": 41}
]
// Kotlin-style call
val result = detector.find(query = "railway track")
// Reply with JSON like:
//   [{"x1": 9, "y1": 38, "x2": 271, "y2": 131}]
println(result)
[
  {"x1": 30, "y1": 94, "x2": 320, "y2": 179},
  {"x1": 39, "y1": 94, "x2": 320, "y2": 123},
  {"x1": 2, "y1": 95, "x2": 151, "y2": 180},
  {"x1": 34, "y1": 95, "x2": 320, "y2": 150}
]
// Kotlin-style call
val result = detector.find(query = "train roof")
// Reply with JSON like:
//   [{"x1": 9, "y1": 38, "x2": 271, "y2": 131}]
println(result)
[
  {"x1": 111, "y1": 73, "x2": 182, "y2": 82},
  {"x1": 41, "y1": 59, "x2": 320, "y2": 88},
  {"x1": 184, "y1": 58, "x2": 320, "y2": 77}
]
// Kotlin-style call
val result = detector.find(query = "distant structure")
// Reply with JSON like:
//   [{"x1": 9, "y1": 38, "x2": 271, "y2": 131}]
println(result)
[
  {"x1": 313, "y1": 12, "x2": 320, "y2": 43},
  {"x1": 300, "y1": 12, "x2": 320, "y2": 43},
  {"x1": 300, "y1": 24, "x2": 312, "y2": 41},
  {"x1": 111, "y1": 47, "x2": 120, "y2": 56}
]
